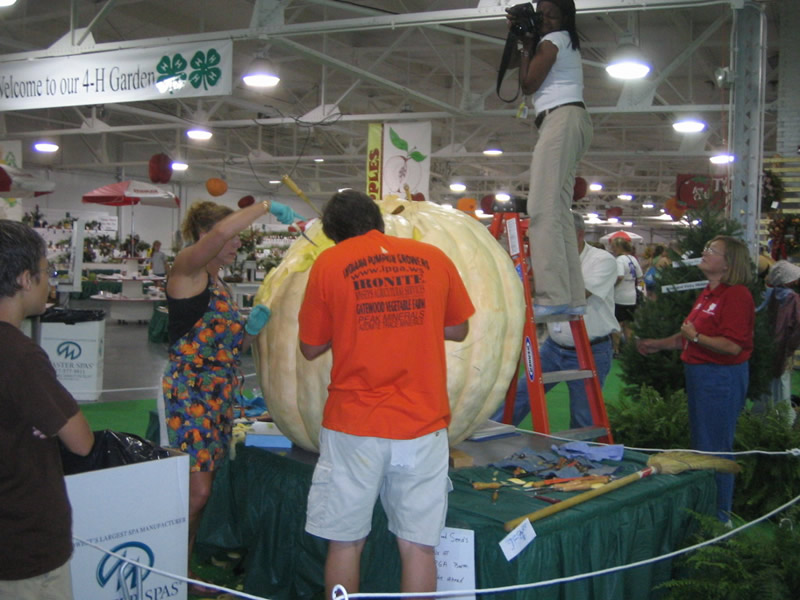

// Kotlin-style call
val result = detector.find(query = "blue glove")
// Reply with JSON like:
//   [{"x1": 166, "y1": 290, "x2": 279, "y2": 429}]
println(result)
[
  {"x1": 245, "y1": 305, "x2": 271, "y2": 335},
  {"x1": 269, "y1": 200, "x2": 304, "y2": 225}
]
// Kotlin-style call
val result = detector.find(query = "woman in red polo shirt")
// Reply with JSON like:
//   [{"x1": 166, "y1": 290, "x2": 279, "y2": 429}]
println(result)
[{"x1": 636, "y1": 235, "x2": 755, "y2": 523}]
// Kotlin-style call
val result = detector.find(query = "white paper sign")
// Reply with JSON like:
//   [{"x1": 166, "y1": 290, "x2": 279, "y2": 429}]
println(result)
[
  {"x1": 499, "y1": 518, "x2": 536, "y2": 561},
  {"x1": 435, "y1": 527, "x2": 476, "y2": 600},
  {"x1": 100, "y1": 215, "x2": 118, "y2": 231},
  {"x1": 0, "y1": 41, "x2": 232, "y2": 110}
]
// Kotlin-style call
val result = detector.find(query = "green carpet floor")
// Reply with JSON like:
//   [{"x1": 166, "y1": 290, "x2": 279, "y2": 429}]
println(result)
[{"x1": 80, "y1": 397, "x2": 156, "y2": 440}]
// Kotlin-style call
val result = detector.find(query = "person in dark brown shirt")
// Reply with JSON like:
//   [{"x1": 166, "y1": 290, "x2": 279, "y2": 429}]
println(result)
[{"x1": 0, "y1": 220, "x2": 94, "y2": 600}]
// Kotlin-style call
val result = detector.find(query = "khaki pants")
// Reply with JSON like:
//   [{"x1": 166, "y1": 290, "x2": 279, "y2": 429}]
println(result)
[
  {"x1": 527, "y1": 105, "x2": 593, "y2": 306},
  {"x1": 0, "y1": 562, "x2": 73, "y2": 600}
]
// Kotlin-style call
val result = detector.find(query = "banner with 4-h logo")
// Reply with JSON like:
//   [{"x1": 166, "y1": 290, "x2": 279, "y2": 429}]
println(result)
[{"x1": 0, "y1": 41, "x2": 232, "y2": 111}]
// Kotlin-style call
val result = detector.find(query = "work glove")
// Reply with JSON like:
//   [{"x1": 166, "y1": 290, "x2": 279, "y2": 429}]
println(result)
[
  {"x1": 245, "y1": 305, "x2": 271, "y2": 336},
  {"x1": 269, "y1": 200, "x2": 304, "y2": 225}
]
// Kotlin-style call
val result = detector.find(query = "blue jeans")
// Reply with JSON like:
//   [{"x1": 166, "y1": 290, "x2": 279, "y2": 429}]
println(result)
[
  {"x1": 493, "y1": 336, "x2": 613, "y2": 429},
  {"x1": 684, "y1": 361, "x2": 748, "y2": 522}
]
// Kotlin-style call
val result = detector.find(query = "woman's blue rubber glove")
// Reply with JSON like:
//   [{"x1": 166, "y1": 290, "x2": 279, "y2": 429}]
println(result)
[
  {"x1": 269, "y1": 200, "x2": 303, "y2": 225},
  {"x1": 245, "y1": 305, "x2": 271, "y2": 335}
]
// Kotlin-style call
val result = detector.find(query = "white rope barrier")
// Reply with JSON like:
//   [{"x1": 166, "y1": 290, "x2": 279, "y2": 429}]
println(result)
[
  {"x1": 74, "y1": 371, "x2": 258, "y2": 397},
  {"x1": 333, "y1": 493, "x2": 800, "y2": 599},
  {"x1": 522, "y1": 428, "x2": 800, "y2": 459}
]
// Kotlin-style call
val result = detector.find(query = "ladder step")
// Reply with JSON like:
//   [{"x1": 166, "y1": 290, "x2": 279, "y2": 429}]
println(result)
[
  {"x1": 542, "y1": 369, "x2": 594, "y2": 385},
  {"x1": 551, "y1": 426, "x2": 611, "y2": 441}
]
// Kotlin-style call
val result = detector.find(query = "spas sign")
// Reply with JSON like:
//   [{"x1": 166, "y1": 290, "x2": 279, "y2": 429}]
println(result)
[{"x1": 0, "y1": 41, "x2": 232, "y2": 111}]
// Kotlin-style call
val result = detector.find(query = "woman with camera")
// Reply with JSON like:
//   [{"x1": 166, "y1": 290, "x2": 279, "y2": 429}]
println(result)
[{"x1": 513, "y1": 0, "x2": 592, "y2": 318}]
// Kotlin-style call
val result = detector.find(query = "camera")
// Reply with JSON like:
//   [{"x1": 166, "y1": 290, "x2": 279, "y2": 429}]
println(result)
[{"x1": 506, "y1": 2, "x2": 543, "y2": 38}]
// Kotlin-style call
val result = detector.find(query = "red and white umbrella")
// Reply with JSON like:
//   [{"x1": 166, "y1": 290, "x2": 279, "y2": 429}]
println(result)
[
  {"x1": 0, "y1": 165, "x2": 55, "y2": 198},
  {"x1": 599, "y1": 230, "x2": 643, "y2": 244},
  {"x1": 82, "y1": 180, "x2": 179, "y2": 207}
]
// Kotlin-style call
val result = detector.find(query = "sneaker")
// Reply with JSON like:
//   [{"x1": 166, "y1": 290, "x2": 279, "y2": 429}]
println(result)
[{"x1": 533, "y1": 304, "x2": 569, "y2": 319}]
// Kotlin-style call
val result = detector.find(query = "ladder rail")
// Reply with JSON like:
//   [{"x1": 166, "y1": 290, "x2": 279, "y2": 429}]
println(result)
[{"x1": 490, "y1": 209, "x2": 614, "y2": 444}]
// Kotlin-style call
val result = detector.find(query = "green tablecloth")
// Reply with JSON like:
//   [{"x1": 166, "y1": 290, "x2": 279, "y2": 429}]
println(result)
[{"x1": 196, "y1": 444, "x2": 715, "y2": 599}]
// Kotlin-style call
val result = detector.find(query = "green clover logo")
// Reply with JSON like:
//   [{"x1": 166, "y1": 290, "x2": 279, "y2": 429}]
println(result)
[
  {"x1": 188, "y1": 49, "x2": 222, "y2": 91},
  {"x1": 156, "y1": 53, "x2": 189, "y2": 91}
]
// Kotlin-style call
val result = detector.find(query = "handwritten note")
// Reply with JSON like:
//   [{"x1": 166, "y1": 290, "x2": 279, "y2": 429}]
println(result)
[
  {"x1": 435, "y1": 527, "x2": 476, "y2": 600},
  {"x1": 499, "y1": 518, "x2": 536, "y2": 561}
]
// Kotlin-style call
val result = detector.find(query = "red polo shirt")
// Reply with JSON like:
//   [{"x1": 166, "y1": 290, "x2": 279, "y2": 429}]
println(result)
[{"x1": 681, "y1": 283, "x2": 754, "y2": 365}]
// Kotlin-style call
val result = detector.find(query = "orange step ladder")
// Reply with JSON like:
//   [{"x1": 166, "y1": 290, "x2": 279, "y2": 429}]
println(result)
[{"x1": 489, "y1": 203, "x2": 614, "y2": 444}]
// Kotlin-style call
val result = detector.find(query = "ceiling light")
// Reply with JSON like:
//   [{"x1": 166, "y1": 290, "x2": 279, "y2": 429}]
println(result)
[
  {"x1": 483, "y1": 144, "x2": 503, "y2": 156},
  {"x1": 710, "y1": 153, "x2": 734, "y2": 165},
  {"x1": 171, "y1": 161, "x2": 188, "y2": 171},
  {"x1": 0, "y1": 0, "x2": 18, "y2": 6},
  {"x1": 589, "y1": 182, "x2": 603, "y2": 192},
  {"x1": 587, "y1": 212, "x2": 599, "y2": 219},
  {"x1": 495, "y1": 192, "x2": 511, "y2": 202},
  {"x1": 607, "y1": 217, "x2": 619, "y2": 224},
  {"x1": 449, "y1": 182, "x2": 466, "y2": 193},
  {"x1": 606, "y1": 43, "x2": 651, "y2": 80},
  {"x1": 313, "y1": 158, "x2": 324, "y2": 163},
  {"x1": 269, "y1": 180, "x2": 281, "y2": 184},
  {"x1": 34, "y1": 141, "x2": 59, "y2": 153},
  {"x1": 617, "y1": 194, "x2": 633, "y2": 201},
  {"x1": 623, "y1": 221, "x2": 633, "y2": 227},
  {"x1": 186, "y1": 127, "x2": 212, "y2": 140},
  {"x1": 673, "y1": 118, "x2": 706, "y2": 133},
  {"x1": 642, "y1": 202, "x2": 654, "y2": 209},
  {"x1": 242, "y1": 56, "x2": 280, "y2": 88}
]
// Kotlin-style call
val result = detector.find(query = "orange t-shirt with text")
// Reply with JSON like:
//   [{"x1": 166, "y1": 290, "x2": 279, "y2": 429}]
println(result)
[{"x1": 298, "y1": 230, "x2": 475, "y2": 439}]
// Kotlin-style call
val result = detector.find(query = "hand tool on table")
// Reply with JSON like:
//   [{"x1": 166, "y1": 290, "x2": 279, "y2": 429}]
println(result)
[{"x1": 504, "y1": 451, "x2": 741, "y2": 531}]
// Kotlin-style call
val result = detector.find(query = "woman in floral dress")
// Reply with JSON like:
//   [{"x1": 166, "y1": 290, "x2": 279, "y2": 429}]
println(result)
[{"x1": 162, "y1": 198, "x2": 296, "y2": 591}]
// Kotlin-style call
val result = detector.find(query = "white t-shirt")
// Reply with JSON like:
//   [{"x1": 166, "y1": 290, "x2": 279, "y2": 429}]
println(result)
[
  {"x1": 532, "y1": 30, "x2": 584, "y2": 114},
  {"x1": 615, "y1": 254, "x2": 643, "y2": 306},
  {"x1": 548, "y1": 243, "x2": 620, "y2": 346}
]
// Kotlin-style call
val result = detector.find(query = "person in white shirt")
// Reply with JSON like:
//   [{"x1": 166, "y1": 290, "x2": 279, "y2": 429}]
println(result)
[
  {"x1": 497, "y1": 212, "x2": 620, "y2": 427},
  {"x1": 513, "y1": 0, "x2": 593, "y2": 318},
  {"x1": 611, "y1": 237, "x2": 643, "y2": 354}
]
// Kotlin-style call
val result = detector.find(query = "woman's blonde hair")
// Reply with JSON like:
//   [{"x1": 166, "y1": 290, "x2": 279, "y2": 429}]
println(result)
[
  {"x1": 181, "y1": 201, "x2": 233, "y2": 244},
  {"x1": 713, "y1": 235, "x2": 753, "y2": 286}
]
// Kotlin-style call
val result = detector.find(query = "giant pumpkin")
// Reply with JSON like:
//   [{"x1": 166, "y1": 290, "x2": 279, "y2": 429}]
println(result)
[{"x1": 252, "y1": 197, "x2": 525, "y2": 451}]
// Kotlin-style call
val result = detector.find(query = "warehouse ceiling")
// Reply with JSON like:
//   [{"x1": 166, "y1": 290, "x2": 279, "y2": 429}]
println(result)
[{"x1": 0, "y1": 0, "x2": 782, "y2": 227}]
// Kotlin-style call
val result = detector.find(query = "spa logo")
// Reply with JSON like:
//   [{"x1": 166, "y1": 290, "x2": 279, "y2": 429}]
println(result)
[
  {"x1": 97, "y1": 541, "x2": 154, "y2": 594},
  {"x1": 56, "y1": 341, "x2": 81, "y2": 360}
]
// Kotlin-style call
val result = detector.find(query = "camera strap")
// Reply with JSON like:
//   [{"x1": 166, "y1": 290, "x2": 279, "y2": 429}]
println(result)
[{"x1": 496, "y1": 34, "x2": 522, "y2": 103}]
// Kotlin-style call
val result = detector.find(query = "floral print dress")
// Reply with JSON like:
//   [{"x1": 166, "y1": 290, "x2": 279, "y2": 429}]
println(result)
[{"x1": 162, "y1": 283, "x2": 245, "y2": 472}]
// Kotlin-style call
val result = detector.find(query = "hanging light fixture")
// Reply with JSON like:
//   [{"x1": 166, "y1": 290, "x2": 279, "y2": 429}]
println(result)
[
  {"x1": 34, "y1": 140, "x2": 59, "y2": 153},
  {"x1": 673, "y1": 118, "x2": 707, "y2": 133},
  {"x1": 606, "y1": 30, "x2": 650, "y2": 80},
  {"x1": 186, "y1": 126, "x2": 213, "y2": 140},
  {"x1": 449, "y1": 182, "x2": 466, "y2": 193},
  {"x1": 242, "y1": 55, "x2": 280, "y2": 88},
  {"x1": 710, "y1": 153, "x2": 734, "y2": 165}
]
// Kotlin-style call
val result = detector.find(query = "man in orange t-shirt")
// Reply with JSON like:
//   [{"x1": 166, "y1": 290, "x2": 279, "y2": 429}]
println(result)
[{"x1": 299, "y1": 189, "x2": 475, "y2": 599}]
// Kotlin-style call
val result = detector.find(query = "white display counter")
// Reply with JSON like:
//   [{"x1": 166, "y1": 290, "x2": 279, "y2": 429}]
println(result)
[{"x1": 90, "y1": 293, "x2": 164, "y2": 323}]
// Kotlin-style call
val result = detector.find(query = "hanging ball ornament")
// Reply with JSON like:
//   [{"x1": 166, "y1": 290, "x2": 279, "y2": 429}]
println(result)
[
  {"x1": 238, "y1": 195, "x2": 255, "y2": 209},
  {"x1": 206, "y1": 177, "x2": 228, "y2": 197}
]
